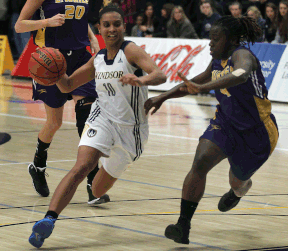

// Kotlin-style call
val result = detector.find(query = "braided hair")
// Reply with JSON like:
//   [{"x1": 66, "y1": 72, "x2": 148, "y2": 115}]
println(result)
[{"x1": 213, "y1": 16, "x2": 262, "y2": 45}]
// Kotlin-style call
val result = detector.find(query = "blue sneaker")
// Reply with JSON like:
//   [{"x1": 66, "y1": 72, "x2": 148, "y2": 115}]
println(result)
[{"x1": 29, "y1": 217, "x2": 56, "y2": 248}]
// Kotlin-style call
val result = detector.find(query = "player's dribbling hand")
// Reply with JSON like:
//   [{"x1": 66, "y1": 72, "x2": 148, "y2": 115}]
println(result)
[
  {"x1": 119, "y1": 74, "x2": 143, "y2": 87},
  {"x1": 177, "y1": 72, "x2": 201, "y2": 94},
  {"x1": 144, "y1": 96, "x2": 164, "y2": 115},
  {"x1": 47, "y1": 14, "x2": 65, "y2": 27}
]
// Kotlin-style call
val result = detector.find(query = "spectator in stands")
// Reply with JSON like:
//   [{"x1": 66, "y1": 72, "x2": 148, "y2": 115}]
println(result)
[
  {"x1": 229, "y1": 2, "x2": 242, "y2": 18},
  {"x1": 153, "y1": 3, "x2": 174, "y2": 38},
  {"x1": 272, "y1": 0, "x2": 288, "y2": 44},
  {"x1": 140, "y1": 2, "x2": 160, "y2": 37},
  {"x1": 131, "y1": 14, "x2": 144, "y2": 37},
  {"x1": 251, "y1": 0, "x2": 268, "y2": 18},
  {"x1": 180, "y1": 0, "x2": 223, "y2": 37},
  {"x1": 113, "y1": 0, "x2": 137, "y2": 36},
  {"x1": 200, "y1": 0, "x2": 221, "y2": 39},
  {"x1": 247, "y1": 6, "x2": 266, "y2": 41},
  {"x1": 167, "y1": 6, "x2": 199, "y2": 39},
  {"x1": 264, "y1": 2, "x2": 278, "y2": 42}
]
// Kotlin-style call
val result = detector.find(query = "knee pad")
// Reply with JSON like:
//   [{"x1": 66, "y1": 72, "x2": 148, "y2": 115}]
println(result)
[{"x1": 75, "y1": 97, "x2": 96, "y2": 137}]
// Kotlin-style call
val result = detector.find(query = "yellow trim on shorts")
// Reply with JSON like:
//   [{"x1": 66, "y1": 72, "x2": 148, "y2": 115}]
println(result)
[
  {"x1": 254, "y1": 96, "x2": 278, "y2": 155},
  {"x1": 263, "y1": 116, "x2": 278, "y2": 155}
]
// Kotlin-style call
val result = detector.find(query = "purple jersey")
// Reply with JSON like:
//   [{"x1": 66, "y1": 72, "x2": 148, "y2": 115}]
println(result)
[
  {"x1": 32, "y1": 0, "x2": 89, "y2": 50},
  {"x1": 212, "y1": 46, "x2": 271, "y2": 130}
]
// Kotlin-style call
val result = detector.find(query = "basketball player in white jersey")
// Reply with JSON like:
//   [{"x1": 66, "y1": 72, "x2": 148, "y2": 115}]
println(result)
[{"x1": 28, "y1": 5, "x2": 166, "y2": 248}]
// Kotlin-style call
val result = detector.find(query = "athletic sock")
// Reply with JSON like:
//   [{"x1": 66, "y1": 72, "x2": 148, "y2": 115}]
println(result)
[
  {"x1": 178, "y1": 199, "x2": 199, "y2": 224},
  {"x1": 45, "y1": 211, "x2": 58, "y2": 219},
  {"x1": 36, "y1": 138, "x2": 50, "y2": 158},
  {"x1": 34, "y1": 138, "x2": 50, "y2": 167}
]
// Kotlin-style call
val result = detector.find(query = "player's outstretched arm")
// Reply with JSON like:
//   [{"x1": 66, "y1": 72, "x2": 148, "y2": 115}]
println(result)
[
  {"x1": 144, "y1": 79, "x2": 197, "y2": 115},
  {"x1": 56, "y1": 55, "x2": 96, "y2": 93},
  {"x1": 121, "y1": 42, "x2": 166, "y2": 86},
  {"x1": 196, "y1": 49, "x2": 256, "y2": 92},
  {"x1": 15, "y1": 0, "x2": 65, "y2": 33},
  {"x1": 145, "y1": 59, "x2": 213, "y2": 114},
  {"x1": 157, "y1": 59, "x2": 213, "y2": 98},
  {"x1": 88, "y1": 25, "x2": 100, "y2": 54}
]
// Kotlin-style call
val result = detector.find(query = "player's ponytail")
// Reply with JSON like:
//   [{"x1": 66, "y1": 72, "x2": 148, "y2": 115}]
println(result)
[{"x1": 238, "y1": 16, "x2": 262, "y2": 44}]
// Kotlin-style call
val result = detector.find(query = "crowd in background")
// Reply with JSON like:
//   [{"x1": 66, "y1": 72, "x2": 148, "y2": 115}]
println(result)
[{"x1": 0, "y1": 0, "x2": 288, "y2": 60}]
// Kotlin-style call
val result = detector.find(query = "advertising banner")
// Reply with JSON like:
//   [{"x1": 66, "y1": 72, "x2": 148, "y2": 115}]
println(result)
[
  {"x1": 127, "y1": 37, "x2": 212, "y2": 91},
  {"x1": 128, "y1": 38, "x2": 286, "y2": 94},
  {"x1": 249, "y1": 43, "x2": 286, "y2": 90},
  {"x1": 267, "y1": 46, "x2": 288, "y2": 102}
]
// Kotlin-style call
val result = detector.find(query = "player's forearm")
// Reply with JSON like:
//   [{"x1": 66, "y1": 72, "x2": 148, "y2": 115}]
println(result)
[
  {"x1": 200, "y1": 72, "x2": 248, "y2": 92},
  {"x1": 88, "y1": 24, "x2": 96, "y2": 41},
  {"x1": 56, "y1": 74, "x2": 73, "y2": 93},
  {"x1": 158, "y1": 83, "x2": 189, "y2": 101},
  {"x1": 191, "y1": 72, "x2": 211, "y2": 85},
  {"x1": 139, "y1": 70, "x2": 167, "y2": 86},
  {"x1": 15, "y1": 19, "x2": 48, "y2": 33}
]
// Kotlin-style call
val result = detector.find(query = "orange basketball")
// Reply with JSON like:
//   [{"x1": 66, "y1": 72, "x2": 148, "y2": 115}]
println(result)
[{"x1": 28, "y1": 47, "x2": 67, "y2": 86}]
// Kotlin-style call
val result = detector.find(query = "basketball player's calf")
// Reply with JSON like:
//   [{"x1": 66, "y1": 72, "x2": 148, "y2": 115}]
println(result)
[
  {"x1": 28, "y1": 112, "x2": 63, "y2": 197},
  {"x1": 165, "y1": 139, "x2": 227, "y2": 244}
]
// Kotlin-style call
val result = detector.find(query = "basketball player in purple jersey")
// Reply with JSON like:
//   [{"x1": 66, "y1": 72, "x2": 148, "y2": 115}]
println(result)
[
  {"x1": 145, "y1": 16, "x2": 279, "y2": 244},
  {"x1": 15, "y1": 0, "x2": 109, "y2": 204}
]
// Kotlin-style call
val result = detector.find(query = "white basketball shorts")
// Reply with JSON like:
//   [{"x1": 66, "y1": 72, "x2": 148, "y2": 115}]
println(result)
[{"x1": 79, "y1": 110, "x2": 148, "y2": 178}]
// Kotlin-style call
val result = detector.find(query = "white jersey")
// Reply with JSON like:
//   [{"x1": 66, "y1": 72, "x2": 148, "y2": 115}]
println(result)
[{"x1": 91, "y1": 41, "x2": 148, "y2": 126}]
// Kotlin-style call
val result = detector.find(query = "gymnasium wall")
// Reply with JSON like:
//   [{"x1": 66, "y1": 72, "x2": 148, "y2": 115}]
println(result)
[
  {"x1": 127, "y1": 37, "x2": 288, "y2": 103},
  {"x1": 11, "y1": 36, "x2": 288, "y2": 102}
]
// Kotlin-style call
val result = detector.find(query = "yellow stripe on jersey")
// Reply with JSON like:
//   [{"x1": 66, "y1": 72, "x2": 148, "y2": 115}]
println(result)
[
  {"x1": 34, "y1": 28, "x2": 46, "y2": 48},
  {"x1": 254, "y1": 96, "x2": 271, "y2": 122},
  {"x1": 254, "y1": 96, "x2": 278, "y2": 155}
]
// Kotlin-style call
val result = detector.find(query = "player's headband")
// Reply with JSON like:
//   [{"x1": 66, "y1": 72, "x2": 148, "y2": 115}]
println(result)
[{"x1": 99, "y1": 6, "x2": 125, "y2": 21}]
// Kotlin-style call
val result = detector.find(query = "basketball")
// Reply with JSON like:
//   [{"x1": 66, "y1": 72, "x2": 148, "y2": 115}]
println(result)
[{"x1": 28, "y1": 47, "x2": 67, "y2": 86}]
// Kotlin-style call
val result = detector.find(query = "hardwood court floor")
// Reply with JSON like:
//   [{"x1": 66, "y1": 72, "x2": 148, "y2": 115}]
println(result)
[{"x1": 0, "y1": 75, "x2": 287, "y2": 251}]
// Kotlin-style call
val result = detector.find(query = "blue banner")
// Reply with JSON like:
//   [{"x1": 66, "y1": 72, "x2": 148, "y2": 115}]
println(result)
[{"x1": 249, "y1": 43, "x2": 286, "y2": 90}]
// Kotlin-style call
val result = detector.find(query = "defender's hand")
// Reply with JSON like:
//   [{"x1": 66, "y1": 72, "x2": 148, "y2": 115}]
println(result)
[
  {"x1": 144, "y1": 96, "x2": 165, "y2": 115},
  {"x1": 178, "y1": 72, "x2": 201, "y2": 94}
]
